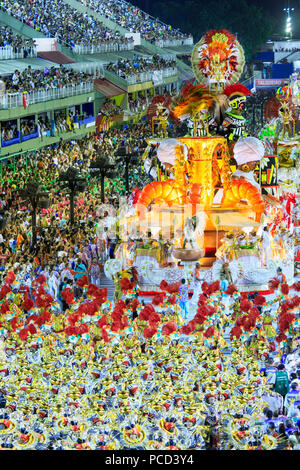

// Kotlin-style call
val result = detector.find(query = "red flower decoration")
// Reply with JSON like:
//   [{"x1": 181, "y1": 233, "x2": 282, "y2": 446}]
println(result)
[
  {"x1": 240, "y1": 299, "x2": 251, "y2": 313},
  {"x1": 268, "y1": 277, "x2": 280, "y2": 290},
  {"x1": 276, "y1": 332, "x2": 287, "y2": 344},
  {"x1": 0, "y1": 285, "x2": 11, "y2": 300},
  {"x1": 98, "y1": 316, "x2": 107, "y2": 328},
  {"x1": 180, "y1": 323, "x2": 193, "y2": 335},
  {"x1": 120, "y1": 278, "x2": 133, "y2": 292},
  {"x1": 76, "y1": 275, "x2": 89, "y2": 288},
  {"x1": 292, "y1": 281, "x2": 300, "y2": 292},
  {"x1": 22, "y1": 298, "x2": 34, "y2": 311},
  {"x1": 10, "y1": 317, "x2": 18, "y2": 331},
  {"x1": 36, "y1": 274, "x2": 46, "y2": 285},
  {"x1": 143, "y1": 326, "x2": 157, "y2": 338},
  {"x1": 0, "y1": 300, "x2": 10, "y2": 314},
  {"x1": 254, "y1": 295, "x2": 266, "y2": 306},
  {"x1": 226, "y1": 284, "x2": 238, "y2": 295},
  {"x1": 5, "y1": 271, "x2": 16, "y2": 285},
  {"x1": 230, "y1": 325, "x2": 243, "y2": 340},
  {"x1": 162, "y1": 321, "x2": 177, "y2": 336},
  {"x1": 152, "y1": 294, "x2": 165, "y2": 306},
  {"x1": 28, "y1": 324, "x2": 37, "y2": 335},
  {"x1": 101, "y1": 327, "x2": 110, "y2": 343},
  {"x1": 203, "y1": 326, "x2": 215, "y2": 338},
  {"x1": 19, "y1": 328, "x2": 29, "y2": 341},
  {"x1": 269, "y1": 342, "x2": 275, "y2": 352},
  {"x1": 281, "y1": 283, "x2": 289, "y2": 296},
  {"x1": 160, "y1": 280, "x2": 169, "y2": 291},
  {"x1": 61, "y1": 288, "x2": 74, "y2": 305}
]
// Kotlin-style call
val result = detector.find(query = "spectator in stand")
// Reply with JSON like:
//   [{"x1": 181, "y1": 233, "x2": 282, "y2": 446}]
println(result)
[
  {"x1": 105, "y1": 55, "x2": 177, "y2": 82},
  {"x1": 1, "y1": 121, "x2": 18, "y2": 141},
  {"x1": 20, "y1": 119, "x2": 37, "y2": 136},
  {"x1": 0, "y1": 0, "x2": 132, "y2": 50},
  {"x1": 100, "y1": 98, "x2": 123, "y2": 118},
  {"x1": 3, "y1": 65, "x2": 94, "y2": 94},
  {"x1": 0, "y1": 24, "x2": 35, "y2": 58}
]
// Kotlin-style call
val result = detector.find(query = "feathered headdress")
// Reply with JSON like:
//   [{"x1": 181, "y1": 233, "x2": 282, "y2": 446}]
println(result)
[
  {"x1": 172, "y1": 84, "x2": 229, "y2": 127},
  {"x1": 223, "y1": 83, "x2": 252, "y2": 99},
  {"x1": 192, "y1": 29, "x2": 245, "y2": 89}
]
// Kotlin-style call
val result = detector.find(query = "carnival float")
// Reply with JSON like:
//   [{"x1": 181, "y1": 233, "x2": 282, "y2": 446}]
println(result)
[{"x1": 105, "y1": 29, "x2": 297, "y2": 293}]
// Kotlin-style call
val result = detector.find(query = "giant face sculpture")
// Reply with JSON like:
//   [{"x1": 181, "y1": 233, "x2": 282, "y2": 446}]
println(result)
[{"x1": 192, "y1": 29, "x2": 245, "y2": 91}]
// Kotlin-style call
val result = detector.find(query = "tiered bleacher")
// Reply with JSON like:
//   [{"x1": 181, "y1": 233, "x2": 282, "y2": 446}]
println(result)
[
  {"x1": 0, "y1": 0, "x2": 191, "y2": 153},
  {"x1": 79, "y1": 0, "x2": 193, "y2": 47},
  {"x1": 0, "y1": 24, "x2": 36, "y2": 60},
  {"x1": 0, "y1": 0, "x2": 134, "y2": 53}
]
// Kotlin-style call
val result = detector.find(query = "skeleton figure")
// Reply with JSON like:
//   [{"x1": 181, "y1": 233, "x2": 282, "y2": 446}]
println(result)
[{"x1": 193, "y1": 109, "x2": 211, "y2": 137}]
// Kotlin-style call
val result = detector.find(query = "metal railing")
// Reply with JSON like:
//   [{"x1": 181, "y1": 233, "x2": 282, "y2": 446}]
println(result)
[
  {"x1": 107, "y1": 67, "x2": 178, "y2": 86},
  {"x1": 154, "y1": 38, "x2": 193, "y2": 48},
  {"x1": 72, "y1": 41, "x2": 134, "y2": 55},
  {"x1": 65, "y1": 62, "x2": 105, "y2": 76},
  {"x1": 0, "y1": 82, "x2": 94, "y2": 110},
  {"x1": 0, "y1": 45, "x2": 37, "y2": 60}
]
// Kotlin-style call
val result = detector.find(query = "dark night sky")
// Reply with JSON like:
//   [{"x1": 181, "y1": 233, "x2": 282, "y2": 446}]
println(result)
[{"x1": 134, "y1": 0, "x2": 300, "y2": 38}]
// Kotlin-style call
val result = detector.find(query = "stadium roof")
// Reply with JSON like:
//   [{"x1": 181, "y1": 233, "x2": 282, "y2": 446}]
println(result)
[
  {"x1": 94, "y1": 78, "x2": 126, "y2": 97},
  {"x1": 0, "y1": 57, "x2": 57, "y2": 76}
]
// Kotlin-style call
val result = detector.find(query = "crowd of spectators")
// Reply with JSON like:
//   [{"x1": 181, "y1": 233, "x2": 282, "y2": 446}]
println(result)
[
  {"x1": 1, "y1": 120, "x2": 18, "y2": 142},
  {"x1": 81, "y1": 0, "x2": 191, "y2": 43},
  {"x1": 0, "y1": 24, "x2": 36, "y2": 57},
  {"x1": 99, "y1": 98, "x2": 123, "y2": 118},
  {"x1": 20, "y1": 118, "x2": 37, "y2": 136},
  {"x1": 105, "y1": 55, "x2": 177, "y2": 81},
  {"x1": 274, "y1": 46, "x2": 300, "y2": 53},
  {"x1": 0, "y1": 0, "x2": 133, "y2": 49},
  {"x1": 0, "y1": 123, "x2": 151, "y2": 269},
  {"x1": 244, "y1": 89, "x2": 275, "y2": 136},
  {"x1": 128, "y1": 93, "x2": 149, "y2": 113},
  {"x1": 2, "y1": 65, "x2": 94, "y2": 94}
]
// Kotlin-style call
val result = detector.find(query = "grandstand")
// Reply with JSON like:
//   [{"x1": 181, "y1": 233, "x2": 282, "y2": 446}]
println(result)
[{"x1": 0, "y1": 0, "x2": 194, "y2": 157}]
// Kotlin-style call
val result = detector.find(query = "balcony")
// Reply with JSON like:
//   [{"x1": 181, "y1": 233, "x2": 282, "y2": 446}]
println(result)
[
  {"x1": 0, "y1": 45, "x2": 37, "y2": 60},
  {"x1": 104, "y1": 67, "x2": 178, "y2": 90},
  {"x1": 154, "y1": 37, "x2": 194, "y2": 48},
  {"x1": 72, "y1": 41, "x2": 134, "y2": 55},
  {"x1": 0, "y1": 82, "x2": 94, "y2": 110}
]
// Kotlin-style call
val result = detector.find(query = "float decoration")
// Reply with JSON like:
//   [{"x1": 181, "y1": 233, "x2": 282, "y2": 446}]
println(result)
[{"x1": 191, "y1": 29, "x2": 245, "y2": 92}]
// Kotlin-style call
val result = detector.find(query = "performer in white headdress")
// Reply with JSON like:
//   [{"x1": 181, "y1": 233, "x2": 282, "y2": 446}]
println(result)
[
  {"x1": 232, "y1": 137, "x2": 265, "y2": 190},
  {"x1": 213, "y1": 137, "x2": 265, "y2": 204}
]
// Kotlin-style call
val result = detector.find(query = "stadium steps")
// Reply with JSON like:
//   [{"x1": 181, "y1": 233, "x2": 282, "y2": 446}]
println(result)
[
  {"x1": 100, "y1": 273, "x2": 115, "y2": 301},
  {"x1": 38, "y1": 51, "x2": 75, "y2": 64}
]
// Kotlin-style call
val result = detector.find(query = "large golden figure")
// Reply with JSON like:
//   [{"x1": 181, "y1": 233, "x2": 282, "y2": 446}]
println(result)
[
  {"x1": 152, "y1": 103, "x2": 169, "y2": 138},
  {"x1": 278, "y1": 101, "x2": 295, "y2": 140}
]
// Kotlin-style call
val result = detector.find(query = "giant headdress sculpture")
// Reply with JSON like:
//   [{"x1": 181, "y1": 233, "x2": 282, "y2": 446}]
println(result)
[{"x1": 191, "y1": 29, "x2": 245, "y2": 91}]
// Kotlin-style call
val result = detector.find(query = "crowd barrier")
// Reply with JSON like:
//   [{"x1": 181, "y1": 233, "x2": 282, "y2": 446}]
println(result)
[
  {"x1": 123, "y1": 67, "x2": 178, "y2": 86},
  {"x1": 154, "y1": 37, "x2": 193, "y2": 48},
  {"x1": 0, "y1": 45, "x2": 37, "y2": 60},
  {"x1": 72, "y1": 42, "x2": 134, "y2": 55}
]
